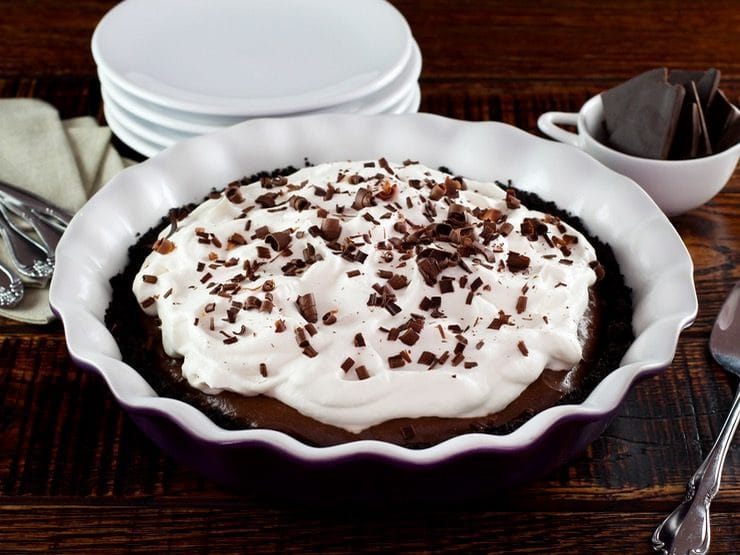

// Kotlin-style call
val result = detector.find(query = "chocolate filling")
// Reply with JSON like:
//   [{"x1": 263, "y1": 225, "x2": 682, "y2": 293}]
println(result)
[{"x1": 105, "y1": 166, "x2": 633, "y2": 449}]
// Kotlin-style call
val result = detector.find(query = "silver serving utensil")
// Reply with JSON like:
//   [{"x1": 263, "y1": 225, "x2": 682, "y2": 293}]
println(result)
[
  {"x1": 0, "y1": 202, "x2": 54, "y2": 282},
  {"x1": 652, "y1": 280, "x2": 740, "y2": 555},
  {"x1": 0, "y1": 259, "x2": 24, "y2": 308},
  {"x1": 0, "y1": 197, "x2": 66, "y2": 254},
  {"x1": 0, "y1": 178, "x2": 72, "y2": 227}
]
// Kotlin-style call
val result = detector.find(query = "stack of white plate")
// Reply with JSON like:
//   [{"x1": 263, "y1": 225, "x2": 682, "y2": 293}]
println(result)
[{"x1": 92, "y1": 0, "x2": 422, "y2": 157}]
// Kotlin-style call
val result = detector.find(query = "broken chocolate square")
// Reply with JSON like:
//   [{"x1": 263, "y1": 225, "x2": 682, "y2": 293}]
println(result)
[{"x1": 602, "y1": 68, "x2": 685, "y2": 159}]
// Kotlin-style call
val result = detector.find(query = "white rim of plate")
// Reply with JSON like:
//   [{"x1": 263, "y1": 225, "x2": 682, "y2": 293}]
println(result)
[
  {"x1": 102, "y1": 87, "x2": 190, "y2": 146},
  {"x1": 392, "y1": 84, "x2": 421, "y2": 114},
  {"x1": 104, "y1": 102, "x2": 163, "y2": 158},
  {"x1": 105, "y1": 82, "x2": 422, "y2": 159},
  {"x1": 98, "y1": 40, "x2": 422, "y2": 135},
  {"x1": 92, "y1": 0, "x2": 414, "y2": 116}
]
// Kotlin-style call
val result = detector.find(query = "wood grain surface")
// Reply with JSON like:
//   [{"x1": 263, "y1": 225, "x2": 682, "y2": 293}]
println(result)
[{"x1": 1, "y1": 1, "x2": 739, "y2": 553}]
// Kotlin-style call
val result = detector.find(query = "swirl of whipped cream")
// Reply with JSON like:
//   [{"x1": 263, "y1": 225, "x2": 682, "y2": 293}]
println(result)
[{"x1": 133, "y1": 160, "x2": 600, "y2": 433}]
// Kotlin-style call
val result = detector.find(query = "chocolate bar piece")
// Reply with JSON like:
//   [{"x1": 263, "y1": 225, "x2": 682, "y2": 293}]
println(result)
[
  {"x1": 706, "y1": 89, "x2": 740, "y2": 152},
  {"x1": 669, "y1": 68, "x2": 720, "y2": 109},
  {"x1": 602, "y1": 68, "x2": 685, "y2": 159},
  {"x1": 602, "y1": 67, "x2": 738, "y2": 160},
  {"x1": 670, "y1": 100, "x2": 701, "y2": 159}
]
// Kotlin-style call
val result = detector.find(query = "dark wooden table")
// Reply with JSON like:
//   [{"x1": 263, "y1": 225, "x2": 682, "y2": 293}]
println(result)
[{"x1": 1, "y1": 1, "x2": 739, "y2": 553}]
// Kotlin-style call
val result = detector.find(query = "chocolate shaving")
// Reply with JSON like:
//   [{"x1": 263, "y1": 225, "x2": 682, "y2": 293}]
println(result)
[
  {"x1": 289, "y1": 195, "x2": 311, "y2": 211},
  {"x1": 506, "y1": 251, "x2": 531, "y2": 272},
  {"x1": 517, "y1": 340, "x2": 529, "y2": 356},
  {"x1": 153, "y1": 238, "x2": 176, "y2": 254},
  {"x1": 388, "y1": 274, "x2": 409, "y2": 290},
  {"x1": 488, "y1": 310, "x2": 512, "y2": 330},
  {"x1": 355, "y1": 365, "x2": 370, "y2": 380},
  {"x1": 378, "y1": 157, "x2": 395, "y2": 175},
  {"x1": 265, "y1": 230, "x2": 292, "y2": 251},
  {"x1": 256, "y1": 245, "x2": 271, "y2": 259},
  {"x1": 255, "y1": 192, "x2": 279, "y2": 207},
  {"x1": 224, "y1": 184, "x2": 244, "y2": 204},
  {"x1": 439, "y1": 276, "x2": 455, "y2": 294},
  {"x1": 446, "y1": 203, "x2": 467, "y2": 227},
  {"x1": 341, "y1": 357, "x2": 355, "y2": 372},
  {"x1": 399, "y1": 328, "x2": 420, "y2": 346},
  {"x1": 296, "y1": 293, "x2": 318, "y2": 323},
  {"x1": 320, "y1": 218, "x2": 342, "y2": 241},
  {"x1": 302, "y1": 345, "x2": 318, "y2": 358},
  {"x1": 388, "y1": 354, "x2": 406, "y2": 369},
  {"x1": 352, "y1": 187, "x2": 376, "y2": 210},
  {"x1": 418, "y1": 351, "x2": 436, "y2": 366},
  {"x1": 376, "y1": 180, "x2": 397, "y2": 201},
  {"x1": 227, "y1": 232, "x2": 247, "y2": 248},
  {"x1": 505, "y1": 189, "x2": 521, "y2": 209}
]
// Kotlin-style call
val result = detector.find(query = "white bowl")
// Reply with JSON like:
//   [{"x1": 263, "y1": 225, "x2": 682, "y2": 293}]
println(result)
[
  {"x1": 50, "y1": 113, "x2": 696, "y2": 498},
  {"x1": 538, "y1": 94, "x2": 740, "y2": 217}
]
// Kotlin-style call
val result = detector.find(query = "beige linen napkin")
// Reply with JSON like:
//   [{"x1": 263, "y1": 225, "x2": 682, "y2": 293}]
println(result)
[{"x1": 0, "y1": 98, "x2": 127, "y2": 324}]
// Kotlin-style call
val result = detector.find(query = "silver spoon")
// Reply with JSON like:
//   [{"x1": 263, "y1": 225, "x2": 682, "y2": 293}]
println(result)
[
  {"x1": 652, "y1": 280, "x2": 740, "y2": 555},
  {"x1": 0, "y1": 259, "x2": 24, "y2": 308},
  {"x1": 0, "y1": 202, "x2": 54, "y2": 282}
]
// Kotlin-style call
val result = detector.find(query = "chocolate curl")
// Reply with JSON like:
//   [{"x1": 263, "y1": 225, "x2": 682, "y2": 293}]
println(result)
[
  {"x1": 224, "y1": 183, "x2": 244, "y2": 204},
  {"x1": 428, "y1": 182, "x2": 446, "y2": 201},
  {"x1": 289, "y1": 195, "x2": 311, "y2": 211},
  {"x1": 352, "y1": 187, "x2": 376, "y2": 210},
  {"x1": 446, "y1": 203, "x2": 467, "y2": 227},
  {"x1": 448, "y1": 226, "x2": 475, "y2": 245},
  {"x1": 477, "y1": 207, "x2": 502, "y2": 222},
  {"x1": 296, "y1": 293, "x2": 318, "y2": 323},
  {"x1": 433, "y1": 222, "x2": 452, "y2": 240},
  {"x1": 265, "y1": 229, "x2": 292, "y2": 251},
  {"x1": 376, "y1": 179, "x2": 397, "y2": 201},
  {"x1": 444, "y1": 176, "x2": 463, "y2": 197},
  {"x1": 320, "y1": 217, "x2": 342, "y2": 241}
]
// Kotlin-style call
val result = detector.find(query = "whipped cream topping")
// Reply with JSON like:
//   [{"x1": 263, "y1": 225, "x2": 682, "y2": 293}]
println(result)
[{"x1": 133, "y1": 160, "x2": 601, "y2": 433}]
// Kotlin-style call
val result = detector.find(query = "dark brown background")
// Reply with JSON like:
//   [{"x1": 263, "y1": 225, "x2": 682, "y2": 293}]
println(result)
[{"x1": 1, "y1": 1, "x2": 739, "y2": 553}]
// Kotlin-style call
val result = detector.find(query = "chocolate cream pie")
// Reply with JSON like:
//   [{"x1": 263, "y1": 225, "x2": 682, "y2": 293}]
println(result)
[{"x1": 106, "y1": 159, "x2": 632, "y2": 448}]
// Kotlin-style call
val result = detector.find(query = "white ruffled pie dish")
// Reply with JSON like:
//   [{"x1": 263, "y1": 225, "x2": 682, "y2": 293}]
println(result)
[{"x1": 50, "y1": 113, "x2": 696, "y2": 498}]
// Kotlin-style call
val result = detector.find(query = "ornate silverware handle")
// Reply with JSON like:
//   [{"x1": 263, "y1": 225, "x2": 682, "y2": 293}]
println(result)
[{"x1": 652, "y1": 387, "x2": 740, "y2": 555}]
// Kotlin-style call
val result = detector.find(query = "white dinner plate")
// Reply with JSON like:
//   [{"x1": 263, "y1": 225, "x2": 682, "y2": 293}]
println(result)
[
  {"x1": 92, "y1": 0, "x2": 413, "y2": 116},
  {"x1": 98, "y1": 40, "x2": 422, "y2": 135},
  {"x1": 104, "y1": 81, "x2": 422, "y2": 158}
]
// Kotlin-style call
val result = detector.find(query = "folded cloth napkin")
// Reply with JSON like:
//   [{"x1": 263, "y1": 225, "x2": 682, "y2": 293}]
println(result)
[{"x1": 0, "y1": 98, "x2": 127, "y2": 324}]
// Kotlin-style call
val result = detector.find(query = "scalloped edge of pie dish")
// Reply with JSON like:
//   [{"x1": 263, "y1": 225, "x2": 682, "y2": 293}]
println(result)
[{"x1": 50, "y1": 112, "x2": 696, "y2": 478}]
